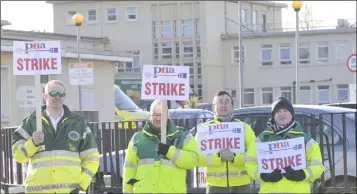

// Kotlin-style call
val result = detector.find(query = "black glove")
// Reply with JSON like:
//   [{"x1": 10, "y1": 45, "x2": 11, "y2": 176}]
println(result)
[
  {"x1": 260, "y1": 168, "x2": 283, "y2": 182},
  {"x1": 157, "y1": 143, "x2": 170, "y2": 155},
  {"x1": 283, "y1": 166, "x2": 306, "y2": 181},
  {"x1": 127, "y1": 178, "x2": 139, "y2": 185},
  {"x1": 69, "y1": 188, "x2": 80, "y2": 194}
]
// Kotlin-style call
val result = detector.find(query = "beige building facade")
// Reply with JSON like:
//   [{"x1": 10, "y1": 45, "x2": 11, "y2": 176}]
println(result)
[
  {"x1": 48, "y1": 1, "x2": 356, "y2": 107},
  {"x1": 1, "y1": 29, "x2": 132, "y2": 127}
]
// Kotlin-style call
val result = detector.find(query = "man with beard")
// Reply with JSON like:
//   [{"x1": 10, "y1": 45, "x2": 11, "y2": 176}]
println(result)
[{"x1": 11, "y1": 80, "x2": 99, "y2": 194}]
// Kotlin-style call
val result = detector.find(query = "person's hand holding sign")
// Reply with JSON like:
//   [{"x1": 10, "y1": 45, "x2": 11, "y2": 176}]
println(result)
[
  {"x1": 260, "y1": 169, "x2": 283, "y2": 182},
  {"x1": 219, "y1": 148, "x2": 234, "y2": 162},
  {"x1": 282, "y1": 166, "x2": 306, "y2": 181},
  {"x1": 32, "y1": 131, "x2": 44, "y2": 146}
]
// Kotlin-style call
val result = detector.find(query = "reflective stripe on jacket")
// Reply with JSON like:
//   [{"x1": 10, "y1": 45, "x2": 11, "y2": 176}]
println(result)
[
  {"x1": 245, "y1": 122, "x2": 325, "y2": 193},
  {"x1": 122, "y1": 120, "x2": 199, "y2": 193},
  {"x1": 11, "y1": 105, "x2": 100, "y2": 193},
  {"x1": 197, "y1": 118, "x2": 256, "y2": 187}
]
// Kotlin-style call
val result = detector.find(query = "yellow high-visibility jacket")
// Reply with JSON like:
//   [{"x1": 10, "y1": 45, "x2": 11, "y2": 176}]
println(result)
[
  {"x1": 122, "y1": 120, "x2": 199, "y2": 193},
  {"x1": 11, "y1": 105, "x2": 99, "y2": 193},
  {"x1": 245, "y1": 122, "x2": 325, "y2": 193},
  {"x1": 197, "y1": 118, "x2": 256, "y2": 187}
]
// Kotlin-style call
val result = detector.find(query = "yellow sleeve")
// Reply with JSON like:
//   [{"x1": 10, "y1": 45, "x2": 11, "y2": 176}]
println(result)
[
  {"x1": 197, "y1": 153, "x2": 222, "y2": 167},
  {"x1": 122, "y1": 140, "x2": 139, "y2": 193},
  {"x1": 166, "y1": 133, "x2": 199, "y2": 169},
  {"x1": 302, "y1": 139, "x2": 325, "y2": 182},
  {"x1": 233, "y1": 123, "x2": 256, "y2": 165},
  {"x1": 78, "y1": 124, "x2": 100, "y2": 191},
  {"x1": 11, "y1": 122, "x2": 40, "y2": 163},
  {"x1": 245, "y1": 136, "x2": 260, "y2": 181}
]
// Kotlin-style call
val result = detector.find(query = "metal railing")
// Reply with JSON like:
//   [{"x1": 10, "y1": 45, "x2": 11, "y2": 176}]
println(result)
[{"x1": 1, "y1": 112, "x2": 356, "y2": 193}]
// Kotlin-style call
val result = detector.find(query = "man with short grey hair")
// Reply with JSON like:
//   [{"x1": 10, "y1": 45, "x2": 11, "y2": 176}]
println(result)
[{"x1": 12, "y1": 80, "x2": 99, "y2": 194}]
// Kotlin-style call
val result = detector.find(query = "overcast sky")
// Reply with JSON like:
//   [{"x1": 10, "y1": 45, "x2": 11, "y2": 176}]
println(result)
[{"x1": 1, "y1": 1, "x2": 356, "y2": 32}]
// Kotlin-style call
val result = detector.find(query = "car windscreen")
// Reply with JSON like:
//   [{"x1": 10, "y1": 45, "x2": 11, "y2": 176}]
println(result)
[{"x1": 114, "y1": 86, "x2": 140, "y2": 111}]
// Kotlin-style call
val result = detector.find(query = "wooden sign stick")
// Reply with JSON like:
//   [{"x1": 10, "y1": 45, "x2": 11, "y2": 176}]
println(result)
[
  {"x1": 35, "y1": 75, "x2": 43, "y2": 132},
  {"x1": 160, "y1": 100, "x2": 168, "y2": 144}
]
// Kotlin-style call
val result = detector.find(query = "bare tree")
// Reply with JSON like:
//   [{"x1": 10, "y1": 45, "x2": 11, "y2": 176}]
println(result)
[{"x1": 299, "y1": 4, "x2": 314, "y2": 31}]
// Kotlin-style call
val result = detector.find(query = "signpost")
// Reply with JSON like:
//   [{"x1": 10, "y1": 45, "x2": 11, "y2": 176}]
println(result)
[
  {"x1": 13, "y1": 40, "x2": 62, "y2": 132},
  {"x1": 69, "y1": 62, "x2": 94, "y2": 85},
  {"x1": 347, "y1": 53, "x2": 356, "y2": 102},
  {"x1": 141, "y1": 65, "x2": 189, "y2": 143}
]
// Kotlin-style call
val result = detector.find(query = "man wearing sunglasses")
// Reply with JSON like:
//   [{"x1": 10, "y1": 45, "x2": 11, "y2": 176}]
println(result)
[{"x1": 11, "y1": 80, "x2": 99, "y2": 194}]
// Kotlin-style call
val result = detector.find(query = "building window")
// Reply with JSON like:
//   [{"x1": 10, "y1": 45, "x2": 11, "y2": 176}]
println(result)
[
  {"x1": 175, "y1": 42, "x2": 180, "y2": 59},
  {"x1": 196, "y1": 62, "x2": 201, "y2": 79},
  {"x1": 183, "y1": 41, "x2": 194, "y2": 58},
  {"x1": 280, "y1": 43, "x2": 291, "y2": 65},
  {"x1": 242, "y1": 9, "x2": 248, "y2": 25},
  {"x1": 244, "y1": 88, "x2": 255, "y2": 107},
  {"x1": 232, "y1": 46, "x2": 245, "y2": 64},
  {"x1": 195, "y1": 19, "x2": 200, "y2": 36},
  {"x1": 317, "y1": 41, "x2": 329, "y2": 63},
  {"x1": 252, "y1": 10, "x2": 257, "y2": 31},
  {"x1": 153, "y1": 43, "x2": 159, "y2": 59},
  {"x1": 1, "y1": 66, "x2": 10, "y2": 121},
  {"x1": 196, "y1": 41, "x2": 201, "y2": 58},
  {"x1": 161, "y1": 21, "x2": 172, "y2": 38},
  {"x1": 87, "y1": 9, "x2": 97, "y2": 23},
  {"x1": 161, "y1": 42, "x2": 173, "y2": 59},
  {"x1": 280, "y1": 87, "x2": 292, "y2": 102},
  {"x1": 125, "y1": 7, "x2": 137, "y2": 21},
  {"x1": 115, "y1": 61, "x2": 140, "y2": 73},
  {"x1": 105, "y1": 8, "x2": 117, "y2": 22},
  {"x1": 67, "y1": 11, "x2": 77, "y2": 25},
  {"x1": 318, "y1": 85, "x2": 329, "y2": 105},
  {"x1": 336, "y1": 84, "x2": 349, "y2": 102},
  {"x1": 174, "y1": 20, "x2": 180, "y2": 37},
  {"x1": 197, "y1": 84, "x2": 202, "y2": 100},
  {"x1": 262, "y1": 87, "x2": 273, "y2": 104},
  {"x1": 231, "y1": 89, "x2": 237, "y2": 99},
  {"x1": 184, "y1": 63, "x2": 194, "y2": 79},
  {"x1": 152, "y1": 21, "x2": 158, "y2": 38},
  {"x1": 335, "y1": 40, "x2": 349, "y2": 63},
  {"x1": 132, "y1": 51, "x2": 141, "y2": 72},
  {"x1": 182, "y1": 19, "x2": 193, "y2": 37},
  {"x1": 300, "y1": 86, "x2": 311, "y2": 104},
  {"x1": 299, "y1": 42, "x2": 310, "y2": 64},
  {"x1": 261, "y1": 44, "x2": 273, "y2": 66}
]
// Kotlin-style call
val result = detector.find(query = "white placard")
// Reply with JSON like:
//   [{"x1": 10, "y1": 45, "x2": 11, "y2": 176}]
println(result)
[
  {"x1": 193, "y1": 167, "x2": 207, "y2": 188},
  {"x1": 13, "y1": 41, "x2": 62, "y2": 75},
  {"x1": 195, "y1": 122, "x2": 245, "y2": 155},
  {"x1": 347, "y1": 54, "x2": 357, "y2": 72},
  {"x1": 256, "y1": 137, "x2": 306, "y2": 173},
  {"x1": 141, "y1": 65, "x2": 190, "y2": 100},
  {"x1": 69, "y1": 62, "x2": 94, "y2": 85},
  {"x1": 16, "y1": 86, "x2": 36, "y2": 108}
]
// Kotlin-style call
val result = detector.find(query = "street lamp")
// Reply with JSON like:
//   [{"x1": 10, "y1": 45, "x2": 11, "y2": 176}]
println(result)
[
  {"x1": 292, "y1": 1, "x2": 302, "y2": 104},
  {"x1": 72, "y1": 13, "x2": 84, "y2": 111}
]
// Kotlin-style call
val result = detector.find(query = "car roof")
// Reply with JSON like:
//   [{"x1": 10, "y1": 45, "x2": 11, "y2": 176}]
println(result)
[
  {"x1": 169, "y1": 108, "x2": 212, "y2": 113},
  {"x1": 233, "y1": 104, "x2": 357, "y2": 115}
]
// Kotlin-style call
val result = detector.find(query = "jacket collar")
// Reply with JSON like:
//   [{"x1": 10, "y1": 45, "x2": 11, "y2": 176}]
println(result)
[{"x1": 142, "y1": 120, "x2": 179, "y2": 138}]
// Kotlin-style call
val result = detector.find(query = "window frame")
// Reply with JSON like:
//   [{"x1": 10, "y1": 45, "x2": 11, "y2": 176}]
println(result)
[
  {"x1": 299, "y1": 42, "x2": 310, "y2": 64},
  {"x1": 105, "y1": 8, "x2": 117, "y2": 23},
  {"x1": 279, "y1": 43, "x2": 292, "y2": 65},
  {"x1": 1, "y1": 66, "x2": 11, "y2": 121},
  {"x1": 195, "y1": 19, "x2": 200, "y2": 36},
  {"x1": 125, "y1": 7, "x2": 138, "y2": 22},
  {"x1": 243, "y1": 88, "x2": 255, "y2": 107},
  {"x1": 280, "y1": 87, "x2": 292, "y2": 102},
  {"x1": 299, "y1": 86, "x2": 311, "y2": 104},
  {"x1": 66, "y1": 10, "x2": 77, "y2": 25},
  {"x1": 335, "y1": 40, "x2": 349, "y2": 63},
  {"x1": 231, "y1": 45, "x2": 245, "y2": 65},
  {"x1": 317, "y1": 85, "x2": 330, "y2": 105},
  {"x1": 181, "y1": 19, "x2": 193, "y2": 37},
  {"x1": 86, "y1": 9, "x2": 98, "y2": 24},
  {"x1": 161, "y1": 42, "x2": 173, "y2": 59},
  {"x1": 260, "y1": 44, "x2": 273, "y2": 66},
  {"x1": 161, "y1": 21, "x2": 172, "y2": 38},
  {"x1": 261, "y1": 87, "x2": 273, "y2": 105},
  {"x1": 336, "y1": 84, "x2": 349, "y2": 102},
  {"x1": 317, "y1": 41, "x2": 329, "y2": 63},
  {"x1": 183, "y1": 41, "x2": 194, "y2": 58}
]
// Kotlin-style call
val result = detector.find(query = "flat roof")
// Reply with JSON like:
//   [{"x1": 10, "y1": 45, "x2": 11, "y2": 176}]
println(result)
[{"x1": 2, "y1": 29, "x2": 109, "y2": 44}]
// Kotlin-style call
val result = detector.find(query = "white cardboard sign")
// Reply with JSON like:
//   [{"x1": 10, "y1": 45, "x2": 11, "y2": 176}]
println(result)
[
  {"x1": 69, "y1": 62, "x2": 94, "y2": 85},
  {"x1": 195, "y1": 122, "x2": 245, "y2": 155},
  {"x1": 256, "y1": 137, "x2": 306, "y2": 173},
  {"x1": 141, "y1": 65, "x2": 190, "y2": 100},
  {"x1": 13, "y1": 41, "x2": 62, "y2": 75}
]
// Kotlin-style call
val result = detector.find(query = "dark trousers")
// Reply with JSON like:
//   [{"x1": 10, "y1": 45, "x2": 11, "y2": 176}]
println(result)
[{"x1": 206, "y1": 184, "x2": 251, "y2": 194}]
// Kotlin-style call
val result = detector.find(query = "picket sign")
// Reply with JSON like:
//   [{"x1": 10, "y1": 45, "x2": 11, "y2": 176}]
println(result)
[
  {"x1": 141, "y1": 65, "x2": 189, "y2": 143},
  {"x1": 256, "y1": 137, "x2": 306, "y2": 173},
  {"x1": 12, "y1": 40, "x2": 62, "y2": 132}
]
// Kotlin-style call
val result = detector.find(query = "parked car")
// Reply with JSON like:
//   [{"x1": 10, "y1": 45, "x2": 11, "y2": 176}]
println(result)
[
  {"x1": 231, "y1": 105, "x2": 356, "y2": 193},
  {"x1": 323, "y1": 102, "x2": 357, "y2": 110},
  {"x1": 195, "y1": 103, "x2": 213, "y2": 112},
  {"x1": 169, "y1": 109, "x2": 214, "y2": 129}
]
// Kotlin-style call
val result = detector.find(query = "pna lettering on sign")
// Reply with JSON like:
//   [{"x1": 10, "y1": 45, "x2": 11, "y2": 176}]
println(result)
[
  {"x1": 145, "y1": 67, "x2": 185, "y2": 96},
  {"x1": 201, "y1": 137, "x2": 241, "y2": 151},
  {"x1": 16, "y1": 42, "x2": 58, "y2": 71}
]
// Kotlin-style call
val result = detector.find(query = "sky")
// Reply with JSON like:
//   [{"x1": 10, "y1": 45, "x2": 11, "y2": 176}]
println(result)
[{"x1": 1, "y1": 1, "x2": 356, "y2": 32}]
